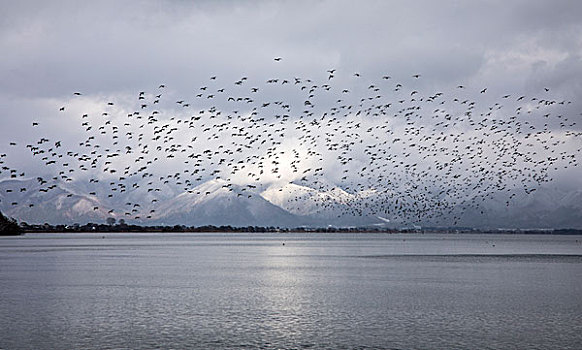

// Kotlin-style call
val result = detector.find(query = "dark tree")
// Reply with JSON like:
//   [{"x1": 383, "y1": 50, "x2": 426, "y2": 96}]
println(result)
[{"x1": 0, "y1": 211, "x2": 22, "y2": 236}]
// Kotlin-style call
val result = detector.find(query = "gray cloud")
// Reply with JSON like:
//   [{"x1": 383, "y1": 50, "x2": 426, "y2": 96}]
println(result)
[
  {"x1": 2, "y1": 1, "x2": 581, "y2": 95},
  {"x1": 1, "y1": 0, "x2": 581, "y2": 227}
]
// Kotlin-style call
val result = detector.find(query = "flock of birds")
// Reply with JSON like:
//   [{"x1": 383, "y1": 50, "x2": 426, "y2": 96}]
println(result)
[{"x1": 1, "y1": 59, "x2": 581, "y2": 225}]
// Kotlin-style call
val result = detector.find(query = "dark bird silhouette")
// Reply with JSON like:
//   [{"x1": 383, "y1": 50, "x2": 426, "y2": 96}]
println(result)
[{"x1": 2, "y1": 61, "x2": 578, "y2": 228}]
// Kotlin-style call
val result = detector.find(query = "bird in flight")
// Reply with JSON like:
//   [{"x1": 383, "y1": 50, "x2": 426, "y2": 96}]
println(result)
[{"x1": 0, "y1": 60, "x2": 578, "y2": 228}]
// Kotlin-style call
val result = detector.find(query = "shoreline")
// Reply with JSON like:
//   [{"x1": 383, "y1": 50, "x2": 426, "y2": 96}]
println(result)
[{"x1": 13, "y1": 224, "x2": 582, "y2": 236}]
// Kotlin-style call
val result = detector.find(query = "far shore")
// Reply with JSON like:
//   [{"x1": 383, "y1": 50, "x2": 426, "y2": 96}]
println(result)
[{"x1": 10, "y1": 223, "x2": 582, "y2": 236}]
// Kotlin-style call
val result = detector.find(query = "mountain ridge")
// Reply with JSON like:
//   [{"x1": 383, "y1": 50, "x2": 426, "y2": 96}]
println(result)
[{"x1": 1, "y1": 178, "x2": 581, "y2": 229}]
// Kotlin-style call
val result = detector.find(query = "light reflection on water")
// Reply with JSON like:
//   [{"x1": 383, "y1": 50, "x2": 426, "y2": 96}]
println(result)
[{"x1": 0, "y1": 232, "x2": 581, "y2": 349}]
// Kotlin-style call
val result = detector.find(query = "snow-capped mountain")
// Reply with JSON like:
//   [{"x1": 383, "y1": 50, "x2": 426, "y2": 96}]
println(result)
[
  {"x1": 1, "y1": 177, "x2": 581, "y2": 229},
  {"x1": 150, "y1": 179, "x2": 300, "y2": 227},
  {"x1": 0, "y1": 178, "x2": 109, "y2": 224},
  {"x1": 474, "y1": 187, "x2": 582, "y2": 229},
  {"x1": 261, "y1": 182, "x2": 351, "y2": 216},
  {"x1": 261, "y1": 182, "x2": 383, "y2": 227}
]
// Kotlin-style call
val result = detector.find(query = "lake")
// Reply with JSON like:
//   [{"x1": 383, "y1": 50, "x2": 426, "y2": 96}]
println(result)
[{"x1": 1, "y1": 232, "x2": 581, "y2": 349}]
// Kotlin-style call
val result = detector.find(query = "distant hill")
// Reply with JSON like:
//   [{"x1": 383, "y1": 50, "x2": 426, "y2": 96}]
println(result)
[
  {"x1": 151, "y1": 179, "x2": 301, "y2": 227},
  {"x1": 1, "y1": 178, "x2": 581, "y2": 229},
  {"x1": 0, "y1": 178, "x2": 108, "y2": 225}
]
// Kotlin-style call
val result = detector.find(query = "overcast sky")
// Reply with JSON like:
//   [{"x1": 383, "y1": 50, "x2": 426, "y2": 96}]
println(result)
[
  {"x1": 1, "y1": 0, "x2": 582, "y2": 225},
  {"x1": 2, "y1": 1, "x2": 581, "y2": 97}
]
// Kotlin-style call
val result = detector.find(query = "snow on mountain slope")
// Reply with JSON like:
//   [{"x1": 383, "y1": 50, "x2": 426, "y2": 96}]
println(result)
[
  {"x1": 0, "y1": 179, "x2": 108, "y2": 224},
  {"x1": 260, "y1": 182, "x2": 386, "y2": 227},
  {"x1": 261, "y1": 182, "x2": 356, "y2": 215},
  {"x1": 151, "y1": 179, "x2": 301, "y2": 227},
  {"x1": 2, "y1": 177, "x2": 581, "y2": 228},
  {"x1": 454, "y1": 186, "x2": 582, "y2": 229}
]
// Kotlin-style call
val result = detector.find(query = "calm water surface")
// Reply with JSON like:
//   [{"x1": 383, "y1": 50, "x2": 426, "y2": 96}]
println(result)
[{"x1": 1, "y1": 232, "x2": 581, "y2": 349}]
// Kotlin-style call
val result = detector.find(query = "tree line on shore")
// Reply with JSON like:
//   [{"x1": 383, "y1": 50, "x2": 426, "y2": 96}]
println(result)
[
  {"x1": 2, "y1": 211, "x2": 581, "y2": 236},
  {"x1": 0, "y1": 211, "x2": 22, "y2": 235}
]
